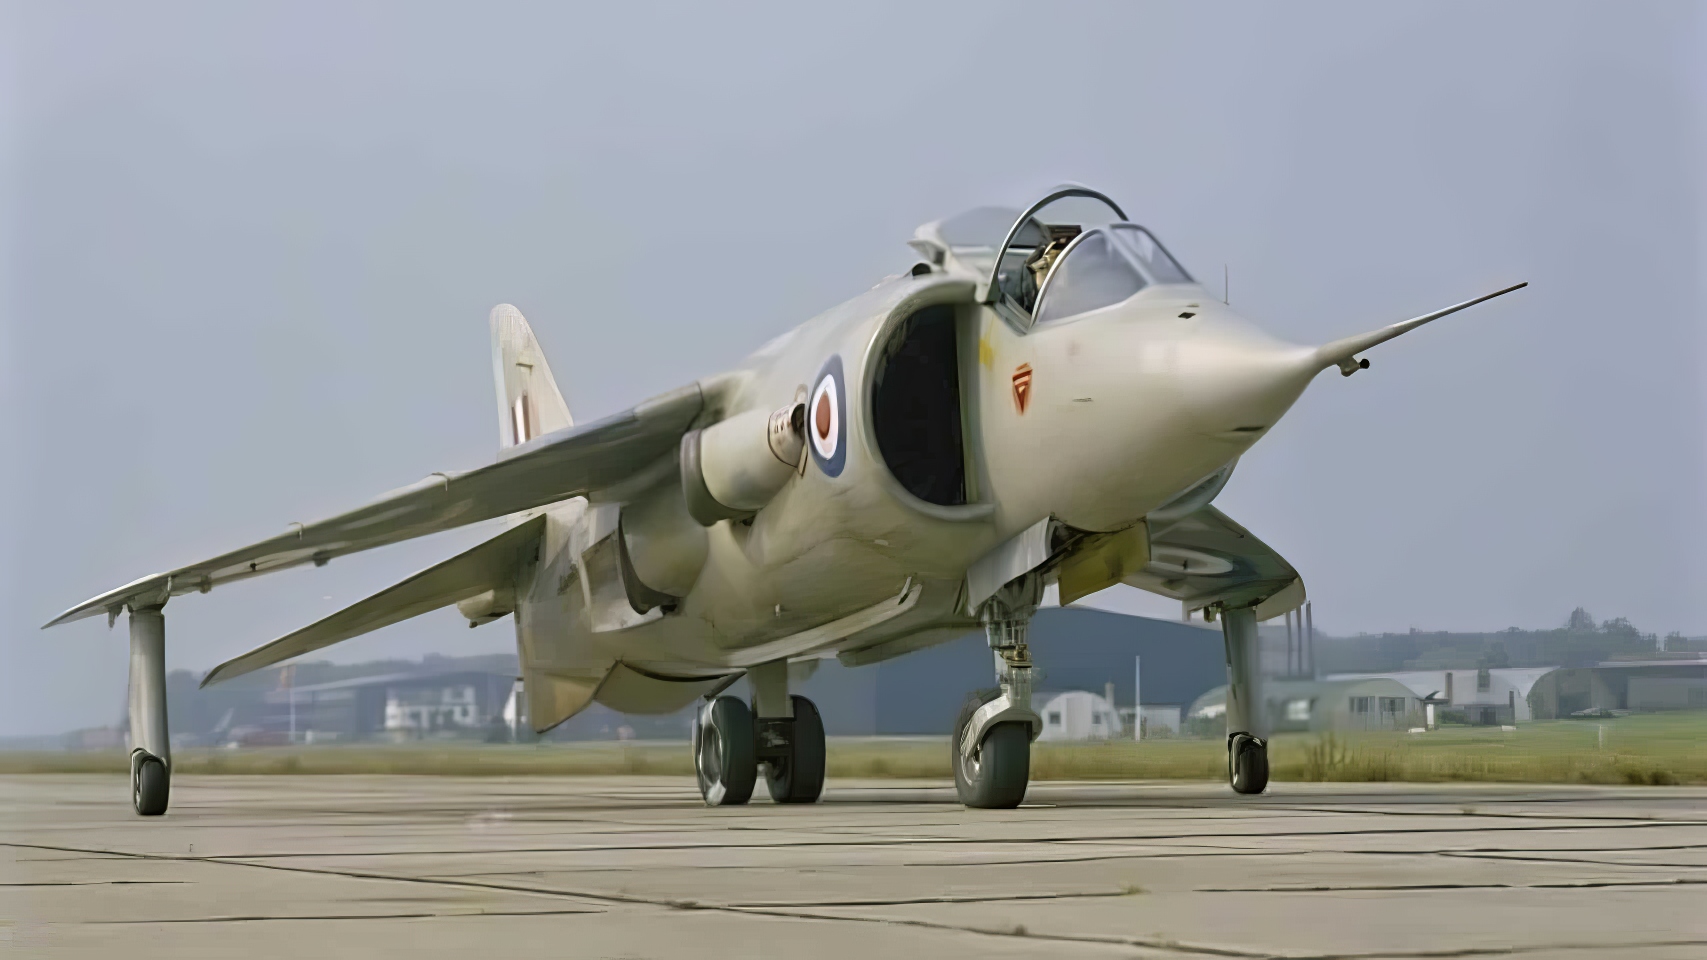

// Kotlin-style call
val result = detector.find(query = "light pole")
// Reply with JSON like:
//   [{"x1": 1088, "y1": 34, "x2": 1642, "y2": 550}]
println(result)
[{"x1": 1133, "y1": 655, "x2": 1142, "y2": 741}]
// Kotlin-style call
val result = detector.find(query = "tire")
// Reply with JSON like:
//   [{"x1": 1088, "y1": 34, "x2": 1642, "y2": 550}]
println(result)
[
  {"x1": 952, "y1": 691, "x2": 1030, "y2": 809},
  {"x1": 764, "y1": 695, "x2": 826, "y2": 804},
  {"x1": 694, "y1": 696, "x2": 757, "y2": 806},
  {"x1": 133, "y1": 755, "x2": 169, "y2": 816},
  {"x1": 1229, "y1": 733, "x2": 1269, "y2": 795}
]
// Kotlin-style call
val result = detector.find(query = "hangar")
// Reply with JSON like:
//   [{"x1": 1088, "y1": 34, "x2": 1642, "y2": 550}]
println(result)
[{"x1": 1529, "y1": 657, "x2": 1707, "y2": 718}]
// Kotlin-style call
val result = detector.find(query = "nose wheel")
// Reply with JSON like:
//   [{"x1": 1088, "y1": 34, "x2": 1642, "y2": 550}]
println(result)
[{"x1": 952, "y1": 691, "x2": 1031, "y2": 809}]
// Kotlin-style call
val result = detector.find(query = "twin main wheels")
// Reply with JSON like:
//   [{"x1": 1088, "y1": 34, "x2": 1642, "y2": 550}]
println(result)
[{"x1": 694, "y1": 694, "x2": 825, "y2": 806}]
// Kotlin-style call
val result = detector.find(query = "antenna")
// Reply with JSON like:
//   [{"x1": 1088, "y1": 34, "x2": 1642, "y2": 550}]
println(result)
[{"x1": 1223, "y1": 264, "x2": 1229, "y2": 305}]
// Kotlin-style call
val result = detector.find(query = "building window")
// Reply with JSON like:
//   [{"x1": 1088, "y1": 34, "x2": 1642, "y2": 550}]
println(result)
[
  {"x1": 1477, "y1": 668, "x2": 1491, "y2": 692},
  {"x1": 1285, "y1": 699, "x2": 1311, "y2": 722},
  {"x1": 1379, "y1": 697, "x2": 1406, "y2": 714},
  {"x1": 1047, "y1": 711, "x2": 1062, "y2": 727},
  {"x1": 1350, "y1": 696, "x2": 1372, "y2": 714}
]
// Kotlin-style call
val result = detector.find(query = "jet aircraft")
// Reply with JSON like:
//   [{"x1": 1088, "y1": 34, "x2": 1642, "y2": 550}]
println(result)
[{"x1": 45, "y1": 187, "x2": 1525, "y2": 814}]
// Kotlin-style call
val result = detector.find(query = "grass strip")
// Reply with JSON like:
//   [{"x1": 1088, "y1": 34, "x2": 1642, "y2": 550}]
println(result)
[{"x1": 5, "y1": 714, "x2": 1702, "y2": 785}]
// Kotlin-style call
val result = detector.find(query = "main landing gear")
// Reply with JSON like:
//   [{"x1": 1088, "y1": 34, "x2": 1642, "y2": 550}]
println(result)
[
  {"x1": 693, "y1": 661, "x2": 825, "y2": 806},
  {"x1": 953, "y1": 576, "x2": 1044, "y2": 809},
  {"x1": 1219, "y1": 604, "x2": 1270, "y2": 795}
]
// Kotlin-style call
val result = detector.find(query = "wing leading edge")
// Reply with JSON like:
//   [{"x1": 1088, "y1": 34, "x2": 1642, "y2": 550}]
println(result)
[
  {"x1": 1123, "y1": 505, "x2": 1304, "y2": 622},
  {"x1": 45, "y1": 384, "x2": 704, "y2": 628},
  {"x1": 200, "y1": 515, "x2": 546, "y2": 687}
]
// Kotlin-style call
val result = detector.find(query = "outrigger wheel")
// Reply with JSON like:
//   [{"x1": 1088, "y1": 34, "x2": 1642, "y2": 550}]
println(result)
[
  {"x1": 952, "y1": 690, "x2": 1030, "y2": 809},
  {"x1": 132, "y1": 753, "x2": 169, "y2": 816},
  {"x1": 694, "y1": 695, "x2": 757, "y2": 806},
  {"x1": 1228, "y1": 732, "x2": 1269, "y2": 795}
]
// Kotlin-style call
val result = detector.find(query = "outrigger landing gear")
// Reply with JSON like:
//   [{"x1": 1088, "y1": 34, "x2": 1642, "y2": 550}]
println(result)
[
  {"x1": 953, "y1": 577, "x2": 1044, "y2": 809},
  {"x1": 127, "y1": 604, "x2": 171, "y2": 816},
  {"x1": 693, "y1": 661, "x2": 825, "y2": 806},
  {"x1": 1219, "y1": 604, "x2": 1270, "y2": 795}
]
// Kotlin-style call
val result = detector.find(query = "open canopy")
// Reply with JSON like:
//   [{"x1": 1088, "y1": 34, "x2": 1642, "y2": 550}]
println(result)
[{"x1": 916, "y1": 187, "x2": 1194, "y2": 331}]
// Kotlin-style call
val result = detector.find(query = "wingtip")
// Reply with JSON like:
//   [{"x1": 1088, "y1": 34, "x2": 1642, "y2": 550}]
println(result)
[{"x1": 41, "y1": 607, "x2": 95, "y2": 630}]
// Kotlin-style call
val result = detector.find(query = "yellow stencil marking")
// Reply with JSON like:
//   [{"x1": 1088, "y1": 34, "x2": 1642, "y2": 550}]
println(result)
[{"x1": 978, "y1": 336, "x2": 994, "y2": 369}]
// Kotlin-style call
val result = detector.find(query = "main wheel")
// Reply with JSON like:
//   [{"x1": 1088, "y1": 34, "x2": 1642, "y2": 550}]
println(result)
[
  {"x1": 132, "y1": 754, "x2": 169, "y2": 816},
  {"x1": 1229, "y1": 733, "x2": 1269, "y2": 795},
  {"x1": 952, "y1": 691, "x2": 1030, "y2": 809},
  {"x1": 694, "y1": 696, "x2": 757, "y2": 806},
  {"x1": 764, "y1": 695, "x2": 826, "y2": 804}
]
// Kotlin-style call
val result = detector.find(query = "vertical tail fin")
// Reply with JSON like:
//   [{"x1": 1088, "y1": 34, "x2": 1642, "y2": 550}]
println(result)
[{"x1": 489, "y1": 305, "x2": 573, "y2": 449}]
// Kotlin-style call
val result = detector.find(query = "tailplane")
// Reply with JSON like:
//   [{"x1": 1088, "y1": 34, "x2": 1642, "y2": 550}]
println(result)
[{"x1": 490, "y1": 304, "x2": 573, "y2": 448}]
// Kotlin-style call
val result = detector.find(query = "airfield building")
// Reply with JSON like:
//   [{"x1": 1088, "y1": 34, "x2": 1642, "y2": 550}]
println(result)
[
  {"x1": 247, "y1": 670, "x2": 516, "y2": 743},
  {"x1": 1528, "y1": 657, "x2": 1707, "y2": 717}
]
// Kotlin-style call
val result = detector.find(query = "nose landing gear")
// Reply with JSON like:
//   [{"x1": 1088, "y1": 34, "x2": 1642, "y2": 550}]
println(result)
[
  {"x1": 953, "y1": 690, "x2": 1031, "y2": 808},
  {"x1": 953, "y1": 576, "x2": 1045, "y2": 809}
]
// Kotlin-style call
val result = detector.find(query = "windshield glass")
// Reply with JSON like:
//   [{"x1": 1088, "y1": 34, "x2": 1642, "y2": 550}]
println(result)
[
  {"x1": 1033, "y1": 230, "x2": 1147, "y2": 325},
  {"x1": 1110, "y1": 224, "x2": 1192, "y2": 284}
]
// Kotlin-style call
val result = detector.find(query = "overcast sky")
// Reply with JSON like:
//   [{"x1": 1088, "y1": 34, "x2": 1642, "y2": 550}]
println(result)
[{"x1": 3, "y1": 2, "x2": 1702, "y2": 736}]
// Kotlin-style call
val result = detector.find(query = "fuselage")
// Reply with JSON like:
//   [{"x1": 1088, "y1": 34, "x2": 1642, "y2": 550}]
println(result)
[{"x1": 514, "y1": 243, "x2": 1322, "y2": 709}]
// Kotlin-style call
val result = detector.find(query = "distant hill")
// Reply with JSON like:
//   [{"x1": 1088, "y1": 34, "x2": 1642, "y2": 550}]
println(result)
[{"x1": 1312, "y1": 609, "x2": 1698, "y2": 674}]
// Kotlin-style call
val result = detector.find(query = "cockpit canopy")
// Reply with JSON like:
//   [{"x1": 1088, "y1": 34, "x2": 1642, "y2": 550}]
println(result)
[
  {"x1": 910, "y1": 187, "x2": 1193, "y2": 331},
  {"x1": 1030, "y1": 224, "x2": 1192, "y2": 325}
]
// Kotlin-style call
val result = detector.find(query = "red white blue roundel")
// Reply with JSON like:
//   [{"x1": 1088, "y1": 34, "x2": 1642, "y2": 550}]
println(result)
[{"x1": 808, "y1": 355, "x2": 846, "y2": 477}]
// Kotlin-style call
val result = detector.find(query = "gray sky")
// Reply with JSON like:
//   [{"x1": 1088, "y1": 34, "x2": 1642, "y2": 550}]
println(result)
[{"x1": 4, "y1": 2, "x2": 1703, "y2": 736}]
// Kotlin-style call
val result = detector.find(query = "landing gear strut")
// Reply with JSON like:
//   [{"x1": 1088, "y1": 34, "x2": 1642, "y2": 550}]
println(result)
[
  {"x1": 128, "y1": 604, "x2": 171, "y2": 816},
  {"x1": 953, "y1": 577, "x2": 1043, "y2": 809},
  {"x1": 1220, "y1": 604, "x2": 1270, "y2": 795}
]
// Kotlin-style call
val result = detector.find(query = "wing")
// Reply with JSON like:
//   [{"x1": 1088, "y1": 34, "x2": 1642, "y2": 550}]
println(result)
[
  {"x1": 45, "y1": 384, "x2": 703, "y2": 627},
  {"x1": 1122, "y1": 505, "x2": 1305, "y2": 621},
  {"x1": 200, "y1": 516, "x2": 545, "y2": 686}
]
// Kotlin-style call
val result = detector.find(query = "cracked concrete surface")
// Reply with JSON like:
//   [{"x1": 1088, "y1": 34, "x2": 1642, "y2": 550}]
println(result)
[{"x1": 1, "y1": 776, "x2": 1704, "y2": 959}]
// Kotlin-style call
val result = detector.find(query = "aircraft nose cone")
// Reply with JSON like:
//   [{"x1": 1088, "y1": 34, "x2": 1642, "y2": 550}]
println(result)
[{"x1": 1175, "y1": 323, "x2": 1318, "y2": 441}]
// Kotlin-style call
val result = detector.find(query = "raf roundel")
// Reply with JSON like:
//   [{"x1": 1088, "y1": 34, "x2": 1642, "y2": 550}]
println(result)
[{"x1": 808, "y1": 355, "x2": 847, "y2": 478}]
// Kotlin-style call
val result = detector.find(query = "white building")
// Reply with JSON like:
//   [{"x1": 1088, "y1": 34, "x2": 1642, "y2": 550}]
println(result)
[
  {"x1": 384, "y1": 683, "x2": 479, "y2": 733},
  {"x1": 1137, "y1": 704, "x2": 1181, "y2": 738},
  {"x1": 1326, "y1": 668, "x2": 1554, "y2": 725},
  {"x1": 1033, "y1": 690, "x2": 1121, "y2": 741}
]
